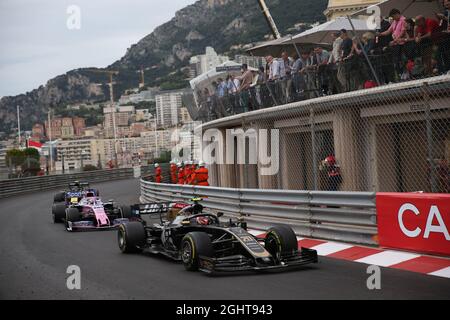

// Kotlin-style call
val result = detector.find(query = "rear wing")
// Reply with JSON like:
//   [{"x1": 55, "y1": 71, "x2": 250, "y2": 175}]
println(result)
[
  {"x1": 69, "y1": 182, "x2": 90, "y2": 188},
  {"x1": 130, "y1": 202, "x2": 184, "y2": 215}
]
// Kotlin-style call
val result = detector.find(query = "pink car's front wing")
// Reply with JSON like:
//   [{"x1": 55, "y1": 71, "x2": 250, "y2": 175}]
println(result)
[{"x1": 66, "y1": 203, "x2": 136, "y2": 232}]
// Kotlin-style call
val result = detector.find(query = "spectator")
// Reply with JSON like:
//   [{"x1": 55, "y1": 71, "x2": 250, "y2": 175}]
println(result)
[
  {"x1": 347, "y1": 37, "x2": 367, "y2": 90},
  {"x1": 380, "y1": 9, "x2": 406, "y2": 42},
  {"x1": 235, "y1": 64, "x2": 254, "y2": 112},
  {"x1": 338, "y1": 29, "x2": 354, "y2": 91},
  {"x1": 360, "y1": 32, "x2": 379, "y2": 83},
  {"x1": 298, "y1": 51, "x2": 318, "y2": 99},
  {"x1": 328, "y1": 31, "x2": 343, "y2": 94},
  {"x1": 415, "y1": 15, "x2": 440, "y2": 75},
  {"x1": 266, "y1": 55, "x2": 284, "y2": 103},
  {"x1": 436, "y1": 1, "x2": 450, "y2": 73},
  {"x1": 203, "y1": 87, "x2": 211, "y2": 98},
  {"x1": 216, "y1": 78, "x2": 227, "y2": 98},
  {"x1": 374, "y1": 16, "x2": 394, "y2": 83},
  {"x1": 280, "y1": 52, "x2": 294, "y2": 103},
  {"x1": 398, "y1": 18, "x2": 419, "y2": 79},
  {"x1": 378, "y1": 8, "x2": 407, "y2": 79},
  {"x1": 266, "y1": 55, "x2": 285, "y2": 81},
  {"x1": 236, "y1": 64, "x2": 253, "y2": 92},
  {"x1": 211, "y1": 81, "x2": 218, "y2": 95},
  {"x1": 195, "y1": 89, "x2": 204, "y2": 106},
  {"x1": 313, "y1": 46, "x2": 330, "y2": 94},
  {"x1": 376, "y1": 16, "x2": 393, "y2": 48},
  {"x1": 255, "y1": 66, "x2": 266, "y2": 107},
  {"x1": 361, "y1": 32, "x2": 375, "y2": 55},
  {"x1": 329, "y1": 31, "x2": 343, "y2": 64},
  {"x1": 233, "y1": 76, "x2": 241, "y2": 92},
  {"x1": 436, "y1": 0, "x2": 450, "y2": 32},
  {"x1": 202, "y1": 87, "x2": 212, "y2": 115},
  {"x1": 320, "y1": 155, "x2": 342, "y2": 191},
  {"x1": 226, "y1": 75, "x2": 237, "y2": 94},
  {"x1": 256, "y1": 66, "x2": 266, "y2": 84},
  {"x1": 215, "y1": 78, "x2": 228, "y2": 117},
  {"x1": 292, "y1": 53, "x2": 305, "y2": 97},
  {"x1": 341, "y1": 29, "x2": 353, "y2": 59}
]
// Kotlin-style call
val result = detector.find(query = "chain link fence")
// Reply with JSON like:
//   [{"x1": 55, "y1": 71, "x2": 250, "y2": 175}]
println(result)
[{"x1": 202, "y1": 75, "x2": 450, "y2": 193}]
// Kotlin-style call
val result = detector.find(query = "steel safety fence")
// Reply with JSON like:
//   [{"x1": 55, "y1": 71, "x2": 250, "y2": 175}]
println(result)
[
  {"x1": 140, "y1": 180, "x2": 377, "y2": 245},
  {"x1": 0, "y1": 168, "x2": 140, "y2": 199}
]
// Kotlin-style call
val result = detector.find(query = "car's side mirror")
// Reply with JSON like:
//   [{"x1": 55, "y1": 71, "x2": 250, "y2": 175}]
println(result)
[{"x1": 217, "y1": 212, "x2": 224, "y2": 218}]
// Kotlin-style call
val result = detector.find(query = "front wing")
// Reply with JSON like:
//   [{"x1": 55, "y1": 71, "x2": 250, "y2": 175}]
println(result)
[
  {"x1": 66, "y1": 218, "x2": 131, "y2": 232},
  {"x1": 198, "y1": 247, "x2": 318, "y2": 274}
]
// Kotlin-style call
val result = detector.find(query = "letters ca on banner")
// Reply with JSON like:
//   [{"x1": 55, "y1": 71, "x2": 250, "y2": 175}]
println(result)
[{"x1": 376, "y1": 193, "x2": 450, "y2": 256}]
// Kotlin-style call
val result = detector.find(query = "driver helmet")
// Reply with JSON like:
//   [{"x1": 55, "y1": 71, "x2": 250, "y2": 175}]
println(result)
[
  {"x1": 196, "y1": 216, "x2": 210, "y2": 225},
  {"x1": 325, "y1": 155, "x2": 336, "y2": 166}
]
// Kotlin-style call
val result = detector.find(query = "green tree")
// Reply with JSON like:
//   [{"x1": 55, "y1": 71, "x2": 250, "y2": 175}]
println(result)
[
  {"x1": 154, "y1": 150, "x2": 171, "y2": 164},
  {"x1": 6, "y1": 149, "x2": 25, "y2": 167},
  {"x1": 23, "y1": 148, "x2": 40, "y2": 160},
  {"x1": 21, "y1": 158, "x2": 41, "y2": 176}
]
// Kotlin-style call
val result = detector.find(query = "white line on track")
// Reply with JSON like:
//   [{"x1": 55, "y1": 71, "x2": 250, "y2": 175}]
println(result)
[
  {"x1": 428, "y1": 266, "x2": 450, "y2": 279},
  {"x1": 310, "y1": 242, "x2": 353, "y2": 256},
  {"x1": 356, "y1": 251, "x2": 420, "y2": 267}
]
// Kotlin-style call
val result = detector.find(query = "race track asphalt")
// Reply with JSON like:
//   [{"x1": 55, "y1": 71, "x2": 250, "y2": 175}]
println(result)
[{"x1": 0, "y1": 178, "x2": 449, "y2": 300}]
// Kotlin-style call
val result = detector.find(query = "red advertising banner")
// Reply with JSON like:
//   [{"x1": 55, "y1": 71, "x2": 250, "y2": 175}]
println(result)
[{"x1": 377, "y1": 193, "x2": 450, "y2": 256}]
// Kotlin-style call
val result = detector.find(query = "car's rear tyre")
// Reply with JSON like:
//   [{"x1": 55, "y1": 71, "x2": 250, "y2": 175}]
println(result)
[
  {"x1": 118, "y1": 222, "x2": 146, "y2": 253},
  {"x1": 54, "y1": 192, "x2": 65, "y2": 203},
  {"x1": 120, "y1": 205, "x2": 133, "y2": 219},
  {"x1": 66, "y1": 208, "x2": 81, "y2": 222},
  {"x1": 265, "y1": 225, "x2": 298, "y2": 260},
  {"x1": 181, "y1": 232, "x2": 213, "y2": 271},
  {"x1": 52, "y1": 203, "x2": 66, "y2": 223}
]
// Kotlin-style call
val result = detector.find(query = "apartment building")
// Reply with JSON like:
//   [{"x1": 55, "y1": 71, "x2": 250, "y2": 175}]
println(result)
[
  {"x1": 44, "y1": 117, "x2": 86, "y2": 140},
  {"x1": 156, "y1": 91, "x2": 183, "y2": 128}
]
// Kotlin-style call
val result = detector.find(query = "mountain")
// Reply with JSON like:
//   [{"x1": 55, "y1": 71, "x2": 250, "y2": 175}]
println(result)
[{"x1": 0, "y1": 0, "x2": 327, "y2": 135}]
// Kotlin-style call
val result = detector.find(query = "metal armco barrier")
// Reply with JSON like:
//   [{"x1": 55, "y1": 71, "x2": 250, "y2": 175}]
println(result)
[
  {"x1": 140, "y1": 180, "x2": 378, "y2": 246},
  {"x1": 0, "y1": 168, "x2": 139, "y2": 199}
]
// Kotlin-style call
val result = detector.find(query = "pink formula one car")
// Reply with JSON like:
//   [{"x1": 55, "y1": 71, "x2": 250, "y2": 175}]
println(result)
[{"x1": 52, "y1": 187, "x2": 138, "y2": 232}]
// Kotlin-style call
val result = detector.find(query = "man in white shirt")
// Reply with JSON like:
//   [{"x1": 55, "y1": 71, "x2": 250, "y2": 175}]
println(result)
[
  {"x1": 266, "y1": 55, "x2": 289, "y2": 105},
  {"x1": 329, "y1": 32, "x2": 343, "y2": 64},
  {"x1": 281, "y1": 52, "x2": 294, "y2": 103},
  {"x1": 266, "y1": 55, "x2": 286, "y2": 81}
]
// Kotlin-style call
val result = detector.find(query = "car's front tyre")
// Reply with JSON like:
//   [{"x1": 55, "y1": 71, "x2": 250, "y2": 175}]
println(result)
[
  {"x1": 66, "y1": 208, "x2": 81, "y2": 222},
  {"x1": 53, "y1": 192, "x2": 65, "y2": 203},
  {"x1": 119, "y1": 205, "x2": 133, "y2": 219},
  {"x1": 181, "y1": 232, "x2": 213, "y2": 271},
  {"x1": 52, "y1": 203, "x2": 66, "y2": 223},
  {"x1": 264, "y1": 225, "x2": 298, "y2": 261}
]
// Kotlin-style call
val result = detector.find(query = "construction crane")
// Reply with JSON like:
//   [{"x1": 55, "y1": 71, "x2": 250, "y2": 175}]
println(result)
[
  {"x1": 139, "y1": 66, "x2": 145, "y2": 89},
  {"x1": 86, "y1": 69, "x2": 120, "y2": 167},
  {"x1": 257, "y1": 0, "x2": 281, "y2": 39}
]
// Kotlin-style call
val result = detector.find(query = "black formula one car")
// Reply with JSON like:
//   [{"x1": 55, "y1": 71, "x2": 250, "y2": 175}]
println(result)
[{"x1": 117, "y1": 199, "x2": 318, "y2": 274}]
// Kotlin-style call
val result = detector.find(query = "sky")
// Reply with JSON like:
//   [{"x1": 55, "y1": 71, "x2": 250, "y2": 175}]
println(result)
[{"x1": 0, "y1": 0, "x2": 197, "y2": 97}]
